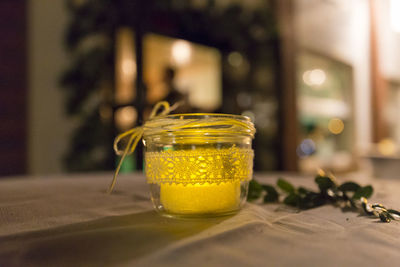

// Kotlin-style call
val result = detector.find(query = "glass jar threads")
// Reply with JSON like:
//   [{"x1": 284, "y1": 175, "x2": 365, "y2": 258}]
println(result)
[{"x1": 143, "y1": 113, "x2": 255, "y2": 217}]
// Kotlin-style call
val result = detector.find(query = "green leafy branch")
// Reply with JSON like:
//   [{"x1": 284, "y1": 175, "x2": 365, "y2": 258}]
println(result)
[{"x1": 248, "y1": 172, "x2": 400, "y2": 223}]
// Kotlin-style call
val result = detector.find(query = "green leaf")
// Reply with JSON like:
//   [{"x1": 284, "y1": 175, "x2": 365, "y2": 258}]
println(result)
[
  {"x1": 247, "y1": 179, "x2": 264, "y2": 201},
  {"x1": 298, "y1": 187, "x2": 311, "y2": 196},
  {"x1": 263, "y1": 185, "x2": 279, "y2": 203},
  {"x1": 352, "y1": 185, "x2": 373, "y2": 200},
  {"x1": 338, "y1": 182, "x2": 361, "y2": 192},
  {"x1": 277, "y1": 178, "x2": 295, "y2": 194},
  {"x1": 284, "y1": 193, "x2": 300, "y2": 207},
  {"x1": 315, "y1": 175, "x2": 336, "y2": 193},
  {"x1": 299, "y1": 192, "x2": 326, "y2": 209}
]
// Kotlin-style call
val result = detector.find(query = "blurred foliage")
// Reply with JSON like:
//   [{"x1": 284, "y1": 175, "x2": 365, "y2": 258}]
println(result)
[{"x1": 60, "y1": 0, "x2": 278, "y2": 172}]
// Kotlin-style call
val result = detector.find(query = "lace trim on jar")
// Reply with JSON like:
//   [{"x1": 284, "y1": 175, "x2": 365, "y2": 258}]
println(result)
[{"x1": 145, "y1": 146, "x2": 254, "y2": 185}]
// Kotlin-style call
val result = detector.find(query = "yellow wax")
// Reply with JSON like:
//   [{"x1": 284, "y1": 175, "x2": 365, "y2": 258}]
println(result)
[{"x1": 160, "y1": 181, "x2": 241, "y2": 214}]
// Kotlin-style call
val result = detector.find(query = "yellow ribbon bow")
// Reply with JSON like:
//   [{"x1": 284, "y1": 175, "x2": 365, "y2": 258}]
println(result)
[{"x1": 108, "y1": 101, "x2": 180, "y2": 194}]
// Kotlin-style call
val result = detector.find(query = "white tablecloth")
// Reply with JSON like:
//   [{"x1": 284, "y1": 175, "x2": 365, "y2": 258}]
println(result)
[{"x1": 0, "y1": 172, "x2": 399, "y2": 266}]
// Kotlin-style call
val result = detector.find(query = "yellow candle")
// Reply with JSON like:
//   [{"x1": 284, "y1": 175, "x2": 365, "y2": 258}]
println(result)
[
  {"x1": 160, "y1": 181, "x2": 241, "y2": 214},
  {"x1": 145, "y1": 146, "x2": 253, "y2": 215}
]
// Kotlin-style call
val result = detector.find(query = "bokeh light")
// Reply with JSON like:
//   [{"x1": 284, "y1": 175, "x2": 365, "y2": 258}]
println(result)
[
  {"x1": 171, "y1": 40, "x2": 192, "y2": 66},
  {"x1": 121, "y1": 58, "x2": 136, "y2": 76},
  {"x1": 302, "y1": 68, "x2": 326, "y2": 87},
  {"x1": 228, "y1": 51, "x2": 243, "y2": 67},
  {"x1": 378, "y1": 138, "x2": 396, "y2": 156},
  {"x1": 328, "y1": 118, "x2": 344, "y2": 135},
  {"x1": 296, "y1": 138, "x2": 316, "y2": 158},
  {"x1": 115, "y1": 106, "x2": 138, "y2": 130}
]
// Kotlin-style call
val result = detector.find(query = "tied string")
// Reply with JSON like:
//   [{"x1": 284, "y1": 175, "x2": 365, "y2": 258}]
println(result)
[{"x1": 107, "y1": 101, "x2": 180, "y2": 194}]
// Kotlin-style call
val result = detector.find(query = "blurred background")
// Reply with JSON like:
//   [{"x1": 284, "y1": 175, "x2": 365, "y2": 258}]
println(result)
[{"x1": 1, "y1": 0, "x2": 400, "y2": 178}]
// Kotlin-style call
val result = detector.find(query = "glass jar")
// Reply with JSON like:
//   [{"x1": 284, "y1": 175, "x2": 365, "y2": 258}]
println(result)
[{"x1": 142, "y1": 113, "x2": 255, "y2": 217}]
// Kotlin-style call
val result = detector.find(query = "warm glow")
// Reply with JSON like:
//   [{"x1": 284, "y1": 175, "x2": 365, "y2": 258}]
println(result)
[
  {"x1": 171, "y1": 40, "x2": 192, "y2": 66},
  {"x1": 144, "y1": 34, "x2": 222, "y2": 110},
  {"x1": 115, "y1": 106, "x2": 137, "y2": 130},
  {"x1": 378, "y1": 138, "x2": 396, "y2": 156},
  {"x1": 115, "y1": 28, "x2": 136, "y2": 104},
  {"x1": 121, "y1": 58, "x2": 136, "y2": 76},
  {"x1": 160, "y1": 181, "x2": 240, "y2": 214},
  {"x1": 328, "y1": 118, "x2": 344, "y2": 135},
  {"x1": 390, "y1": 0, "x2": 400, "y2": 33},
  {"x1": 303, "y1": 69, "x2": 326, "y2": 87}
]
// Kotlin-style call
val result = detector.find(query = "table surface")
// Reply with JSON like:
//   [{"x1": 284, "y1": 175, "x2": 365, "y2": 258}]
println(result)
[{"x1": 0, "y1": 172, "x2": 399, "y2": 267}]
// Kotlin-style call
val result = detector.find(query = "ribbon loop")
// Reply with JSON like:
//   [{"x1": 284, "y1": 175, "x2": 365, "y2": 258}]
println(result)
[
  {"x1": 108, "y1": 102, "x2": 174, "y2": 194},
  {"x1": 149, "y1": 101, "x2": 170, "y2": 118}
]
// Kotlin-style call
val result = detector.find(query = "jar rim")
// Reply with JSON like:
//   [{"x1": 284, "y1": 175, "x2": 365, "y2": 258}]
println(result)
[
  {"x1": 143, "y1": 113, "x2": 255, "y2": 138},
  {"x1": 150, "y1": 113, "x2": 251, "y2": 121}
]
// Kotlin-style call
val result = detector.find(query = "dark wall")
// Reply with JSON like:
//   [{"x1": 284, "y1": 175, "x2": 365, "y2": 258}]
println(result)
[{"x1": 0, "y1": 0, "x2": 27, "y2": 176}]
